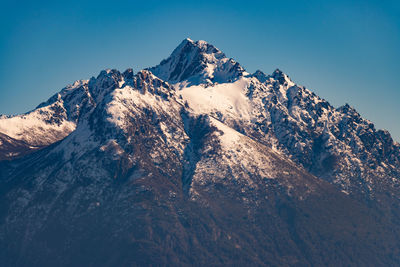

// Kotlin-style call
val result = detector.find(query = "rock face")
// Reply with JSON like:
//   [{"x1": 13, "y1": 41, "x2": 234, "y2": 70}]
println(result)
[
  {"x1": 0, "y1": 39, "x2": 400, "y2": 266},
  {"x1": 148, "y1": 38, "x2": 245, "y2": 86}
]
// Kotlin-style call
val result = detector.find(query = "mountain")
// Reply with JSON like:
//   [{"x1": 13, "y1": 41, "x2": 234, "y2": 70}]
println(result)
[
  {"x1": 148, "y1": 38, "x2": 246, "y2": 86},
  {"x1": 0, "y1": 79, "x2": 91, "y2": 159},
  {"x1": 0, "y1": 39, "x2": 400, "y2": 266}
]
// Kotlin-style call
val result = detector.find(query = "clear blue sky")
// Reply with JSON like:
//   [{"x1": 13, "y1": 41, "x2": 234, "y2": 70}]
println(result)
[{"x1": 1, "y1": 0, "x2": 399, "y2": 141}]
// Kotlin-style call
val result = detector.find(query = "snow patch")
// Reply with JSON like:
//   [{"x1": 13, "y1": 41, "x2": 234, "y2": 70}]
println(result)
[{"x1": 179, "y1": 77, "x2": 252, "y2": 120}]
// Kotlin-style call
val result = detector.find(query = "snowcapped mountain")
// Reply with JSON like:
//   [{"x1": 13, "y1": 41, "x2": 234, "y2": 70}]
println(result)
[
  {"x1": 148, "y1": 39, "x2": 400, "y2": 197},
  {"x1": 148, "y1": 38, "x2": 246, "y2": 86},
  {"x1": 0, "y1": 79, "x2": 91, "y2": 159},
  {"x1": 1, "y1": 39, "x2": 400, "y2": 266}
]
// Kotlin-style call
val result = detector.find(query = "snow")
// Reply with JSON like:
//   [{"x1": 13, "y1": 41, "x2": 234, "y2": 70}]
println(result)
[
  {"x1": 106, "y1": 85, "x2": 164, "y2": 130},
  {"x1": 179, "y1": 77, "x2": 252, "y2": 120},
  {"x1": 209, "y1": 117, "x2": 240, "y2": 149},
  {"x1": 51, "y1": 119, "x2": 98, "y2": 161},
  {"x1": 149, "y1": 38, "x2": 244, "y2": 85},
  {"x1": 209, "y1": 117, "x2": 289, "y2": 181},
  {"x1": 0, "y1": 38, "x2": 398, "y2": 199},
  {"x1": 0, "y1": 102, "x2": 76, "y2": 145}
]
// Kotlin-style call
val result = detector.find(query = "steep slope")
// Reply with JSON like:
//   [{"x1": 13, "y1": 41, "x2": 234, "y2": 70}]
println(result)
[
  {"x1": 0, "y1": 132, "x2": 39, "y2": 160},
  {"x1": 1, "y1": 69, "x2": 399, "y2": 266},
  {"x1": 0, "y1": 69, "x2": 123, "y2": 160},
  {"x1": 0, "y1": 80, "x2": 89, "y2": 159},
  {"x1": 149, "y1": 41, "x2": 400, "y2": 198},
  {"x1": 243, "y1": 70, "x2": 400, "y2": 197},
  {"x1": 148, "y1": 38, "x2": 245, "y2": 86},
  {"x1": 0, "y1": 38, "x2": 400, "y2": 266}
]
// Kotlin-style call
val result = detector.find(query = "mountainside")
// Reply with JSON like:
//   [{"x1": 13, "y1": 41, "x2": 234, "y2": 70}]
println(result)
[{"x1": 1, "y1": 38, "x2": 400, "y2": 266}]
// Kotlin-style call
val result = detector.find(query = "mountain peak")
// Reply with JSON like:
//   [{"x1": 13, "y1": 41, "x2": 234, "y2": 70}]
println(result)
[
  {"x1": 180, "y1": 38, "x2": 219, "y2": 51},
  {"x1": 148, "y1": 38, "x2": 245, "y2": 86},
  {"x1": 272, "y1": 68, "x2": 283, "y2": 76},
  {"x1": 270, "y1": 68, "x2": 293, "y2": 85},
  {"x1": 337, "y1": 103, "x2": 359, "y2": 115},
  {"x1": 252, "y1": 70, "x2": 268, "y2": 83},
  {"x1": 252, "y1": 68, "x2": 294, "y2": 86}
]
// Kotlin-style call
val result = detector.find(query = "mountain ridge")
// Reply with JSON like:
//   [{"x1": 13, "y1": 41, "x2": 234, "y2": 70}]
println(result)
[
  {"x1": 1, "y1": 38, "x2": 399, "y2": 195},
  {"x1": 0, "y1": 38, "x2": 399, "y2": 266}
]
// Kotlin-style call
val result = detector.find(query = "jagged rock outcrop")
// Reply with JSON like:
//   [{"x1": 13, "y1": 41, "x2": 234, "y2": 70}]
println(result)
[{"x1": 0, "y1": 38, "x2": 399, "y2": 266}]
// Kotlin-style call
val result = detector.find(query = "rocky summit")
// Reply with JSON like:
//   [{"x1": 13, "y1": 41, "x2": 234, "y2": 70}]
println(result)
[{"x1": 0, "y1": 38, "x2": 400, "y2": 266}]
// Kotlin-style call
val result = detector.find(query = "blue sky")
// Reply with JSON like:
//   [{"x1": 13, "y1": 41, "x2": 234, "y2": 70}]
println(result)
[{"x1": 1, "y1": 0, "x2": 399, "y2": 141}]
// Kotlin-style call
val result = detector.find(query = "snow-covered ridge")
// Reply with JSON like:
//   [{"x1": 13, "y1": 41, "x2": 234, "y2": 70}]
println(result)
[
  {"x1": 2, "y1": 38, "x2": 400, "y2": 267},
  {"x1": 1, "y1": 38, "x2": 399, "y2": 198},
  {"x1": 179, "y1": 77, "x2": 252, "y2": 120},
  {"x1": 148, "y1": 38, "x2": 246, "y2": 86},
  {"x1": 0, "y1": 79, "x2": 91, "y2": 147},
  {"x1": 0, "y1": 102, "x2": 76, "y2": 146},
  {"x1": 106, "y1": 70, "x2": 176, "y2": 132}
]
